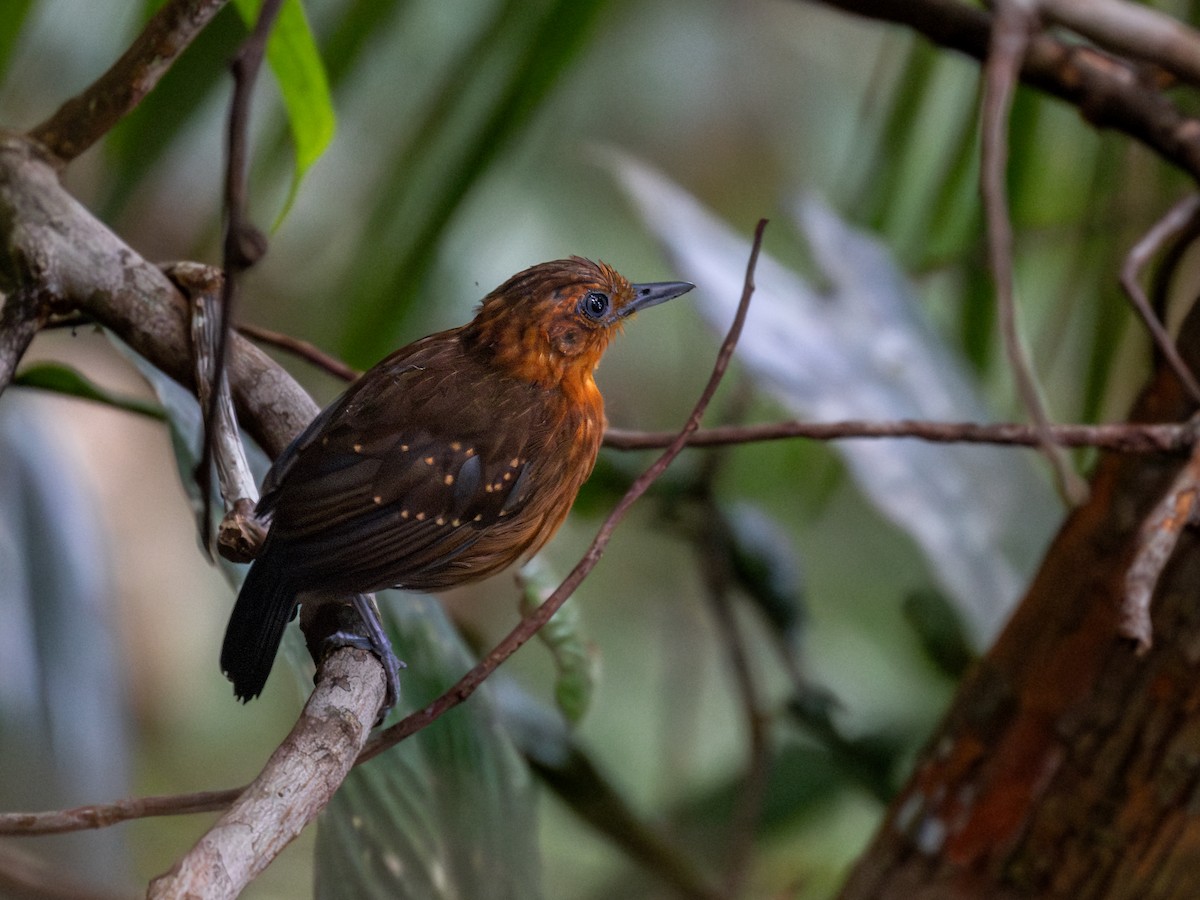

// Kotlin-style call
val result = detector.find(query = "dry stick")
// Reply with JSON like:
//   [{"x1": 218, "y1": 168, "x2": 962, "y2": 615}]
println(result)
[
  {"x1": 1121, "y1": 437, "x2": 1200, "y2": 649},
  {"x1": 359, "y1": 219, "x2": 770, "y2": 764},
  {"x1": 981, "y1": 0, "x2": 1088, "y2": 506},
  {"x1": 1120, "y1": 194, "x2": 1200, "y2": 405},
  {"x1": 238, "y1": 321, "x2": 362, "y2": 382},
  {"x1": 0, "y1": 294, "x2": 40, "y2": 393},
  {"x1": 28, "y1": 0, "x2": 227, "y2": 163},
  {"x1": 194, "y1": 0, "x2": 283, "y2": 552},
  {"x1": 166, "y1": 263, "x2": 261, "y2": 555},
  {"x1": 808, "y1": 0, "x2": 1200, "y2": 183},
  {"x1": 147, "y1": 648, "x2": 385, "y2": 900},
  {"x1": 603, "y1": 420, "x2": 1192, "y2": 453},
  {"x1": 1037, "y1": 0, "x2": 1200, "y2": 88},
  {"x1": 0, "y1": 789, "x2": 241, "y2": 837}
]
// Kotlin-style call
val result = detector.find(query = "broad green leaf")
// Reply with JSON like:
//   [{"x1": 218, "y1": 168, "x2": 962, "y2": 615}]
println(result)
[
  {"x1": 14, "y1": 361, "x2": 166, "y2": 421},
  {"x1": 233, "y1": 0, "x2": 336, "y2": 228},
  {"x1": 316, "y1": 593, "x2": 541, "y2": 900}
]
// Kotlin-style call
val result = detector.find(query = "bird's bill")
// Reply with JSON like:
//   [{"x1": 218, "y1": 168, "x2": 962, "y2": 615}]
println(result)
[{"x1": 623, "y1": 280, "x2": 695, "y2": 316}]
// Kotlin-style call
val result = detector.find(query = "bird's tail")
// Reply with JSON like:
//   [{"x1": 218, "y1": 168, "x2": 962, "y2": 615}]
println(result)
[{"x1": 220, "y1": 552, "x2": 297, "y2": 702}]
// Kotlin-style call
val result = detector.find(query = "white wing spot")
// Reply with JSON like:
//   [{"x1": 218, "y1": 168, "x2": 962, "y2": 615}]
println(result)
[
  {"x1": 444, "y1": 474, "x2": 454, "y2": 485},
  {"x1": 416, "y1": 512, "x2": 426, "y2": 521},
  {"x1": 372, "y1": 495, "x2": 382, "y2": 504}
]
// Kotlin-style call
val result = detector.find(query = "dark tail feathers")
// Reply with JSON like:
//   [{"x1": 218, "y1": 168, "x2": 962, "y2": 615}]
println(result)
[{"x1": 221, "y1": 552, "x2": 298, "y2": 701}]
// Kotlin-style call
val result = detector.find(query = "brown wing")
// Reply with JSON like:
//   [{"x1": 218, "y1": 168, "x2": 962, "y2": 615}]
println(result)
[{"x1": 259, "y1": 331, "x2": 551, "y2": 594}]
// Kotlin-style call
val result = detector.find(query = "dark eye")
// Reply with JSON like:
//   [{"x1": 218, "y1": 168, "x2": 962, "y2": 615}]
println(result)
[{"x1": 581, "y1": 291, "x2": 610, "y2": 320}]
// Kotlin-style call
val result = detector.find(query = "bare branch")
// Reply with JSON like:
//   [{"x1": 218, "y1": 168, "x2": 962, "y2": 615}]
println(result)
[
  {"x1": 1038, "y1": 0, "x2": 1200, "y2": 88},
  {"x1": 0, "y1": 789, "x2": 239, "y2": 837},
  {"x1": 194, "y1": 0, "x2": 281, "y2": 552},
  {"x1": 27, "y1": 0, "x2": 227, "y2": 163},
  {"x1": 1121, "y1": 427, "x2": 1200, "y2": 649},
  {"x1": 359, "y1": 219, "x2": 770, "y2": 764},
  {"x1": 237, "y1": 321, "x2": 362, "y2": 382},
  {"x1": 1120, "y1": 194, "x2": 1200, "y2": 404},
  {"x1": 981, "y1": 0, "x2": 1088, "y2": 505},
  {"x1": 806, "y1": 0, "x2": 1200, "y2": 181},
  {"x1": 602, "y1": 420, "x2": 1192, "y2": 453},
  {"x1": 147, "y1": 648, "x2": 385, "y2": 900},
  {"x1": 0, "y1": 290, "x2": 41, "y2": 394},
  {"x1": 164, "y1": 263, "x2": 261, "y2": 558}
]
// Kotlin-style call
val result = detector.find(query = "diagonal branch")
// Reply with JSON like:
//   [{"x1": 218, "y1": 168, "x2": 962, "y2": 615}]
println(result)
[
  {"x1": 980, "y1": 0, "x2": 1087, "y2": 505},
  {"x1": 805, "y1": 0, "x2": 1200, "y2": 181},
  {"x1": 28, "y1": 0, "x2": 228, "y2": 163}
]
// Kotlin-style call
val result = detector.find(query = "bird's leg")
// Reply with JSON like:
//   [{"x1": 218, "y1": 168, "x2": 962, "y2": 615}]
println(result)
[
  {"x1": 301, "y1": 594, "x2": 404, "y2": 723},
  {"x1": 349, "y1": 592, "x2": 405, "y2": 715}
]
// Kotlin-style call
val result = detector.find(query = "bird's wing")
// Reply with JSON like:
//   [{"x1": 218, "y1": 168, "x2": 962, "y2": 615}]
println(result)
[{"x1": 258, "y1": 336, "x2": 545, "y2": 592}]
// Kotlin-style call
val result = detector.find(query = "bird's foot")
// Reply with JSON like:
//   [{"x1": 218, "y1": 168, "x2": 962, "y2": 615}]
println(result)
[
  {"x1": 307, "y1": 593, "x2": 404, "y2": 725},
  {"x1": 322, "y1": 626, "x2": 405, "y2": 724}
]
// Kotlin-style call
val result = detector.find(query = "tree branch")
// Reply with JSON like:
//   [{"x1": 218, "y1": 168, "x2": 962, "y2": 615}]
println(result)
[
  {"x1": 602, "y1": 420, "x2": 1193, "y2": 453},
  {"x1": 27, "y1": 0, "x2": 228, "y2": 164},
  {"x1": 147, "y1": 648, "x2": 385, "y2": 900},
  {"x1": 805, "y1": 0, "x2": 1200, "y2": 181}
]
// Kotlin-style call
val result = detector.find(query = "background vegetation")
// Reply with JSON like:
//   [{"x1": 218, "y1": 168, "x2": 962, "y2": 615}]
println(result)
[{"x1": 2, "y1": 0, "x2": 1192, "y2": 896}]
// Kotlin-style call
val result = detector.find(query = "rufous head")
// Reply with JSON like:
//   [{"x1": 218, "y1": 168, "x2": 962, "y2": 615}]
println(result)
[{"x1": 464, "y1": 257, "x2": 693, "y2": 386}]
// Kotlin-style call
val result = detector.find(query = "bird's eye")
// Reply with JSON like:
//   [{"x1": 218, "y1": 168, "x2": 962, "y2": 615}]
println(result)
[{"x1": 580, "y1": 291, "x2": 610, "y2": 320}]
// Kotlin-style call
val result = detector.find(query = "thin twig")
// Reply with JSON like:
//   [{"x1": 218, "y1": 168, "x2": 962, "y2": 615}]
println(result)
[
  {"x1": 1037, "y1": 0, "x2": 1200, "y2": 88},
  {"x1": 602, "y1": 420, "x2": 1192, "y2": 453},
  {"x1": 1122, "y1": 435, "x2": 1200, "y2": 650},
  {"x1": 1120, "y1": 194, "x2": 1200, "y2": 404},
  {"x1": 237, "y1": 321, "x2": 362, "y2": 382},
  {"x1": 195, "y1": 0, "x2": 282, "y2": 551},
  {"x1": 27, "y1": 0, "x2": 227, "y2": 163},
  {"x1": 0, "y1": 789, "x2": 240, "y2": 836},
  {"x1": 981, "y1": 0, "x2": 1088, "y2": 505},
  {"x1": 358, "y1": 219, "x2": 770, "y2": 764}
]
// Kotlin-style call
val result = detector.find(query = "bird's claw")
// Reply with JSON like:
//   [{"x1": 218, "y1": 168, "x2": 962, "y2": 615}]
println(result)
[{"x1": 321, "y1": 627, "x2": 405, "y2": 724}]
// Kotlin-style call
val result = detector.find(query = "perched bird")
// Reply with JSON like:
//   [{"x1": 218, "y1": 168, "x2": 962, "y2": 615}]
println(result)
[{"x1": 221, "y1": 258, "x2": 693, "y2": 703}]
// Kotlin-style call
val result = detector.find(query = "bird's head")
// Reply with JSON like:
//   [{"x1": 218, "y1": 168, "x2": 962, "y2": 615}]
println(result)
[{"x1": 463, "y1": 257, "x2": 693, "y2": 387}]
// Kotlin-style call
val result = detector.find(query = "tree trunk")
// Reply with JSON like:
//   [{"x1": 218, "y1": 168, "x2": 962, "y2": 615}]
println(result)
[{"x1": 841, "y1": 305, "x2": 1200, "y2": 898}]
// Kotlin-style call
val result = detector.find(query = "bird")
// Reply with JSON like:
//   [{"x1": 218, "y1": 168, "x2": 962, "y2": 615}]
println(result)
[{"x1": 220, "y1": 257, "x2": 694, "y2": 706}]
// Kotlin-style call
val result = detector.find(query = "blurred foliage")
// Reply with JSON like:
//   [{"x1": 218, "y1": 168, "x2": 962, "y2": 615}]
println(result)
[{"x1": 0, "y1": 0, "x2": 1190, "y2": 897}]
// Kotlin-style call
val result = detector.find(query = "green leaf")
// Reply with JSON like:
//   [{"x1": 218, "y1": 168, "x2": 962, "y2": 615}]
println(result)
[
  {"x1": 0, "y1": 0, "x2": 34, "y2": 86},
  {"x1": 233, "y1": 0, "x2": 336, "y2": 228},
  {"x1": 13, "y1": 362, "x2": 166, "y2": 421},
  {"x1": 520, "y1": 565, "x2": 598, "y2": 725},
  {"x1": 316, "y1": 594, "x2": 541, "y2": 900}
]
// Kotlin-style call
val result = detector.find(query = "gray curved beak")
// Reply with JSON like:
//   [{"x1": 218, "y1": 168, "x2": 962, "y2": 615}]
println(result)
[{"x1": 624, "y1": 280, "x2": 695, "y2": 317}]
